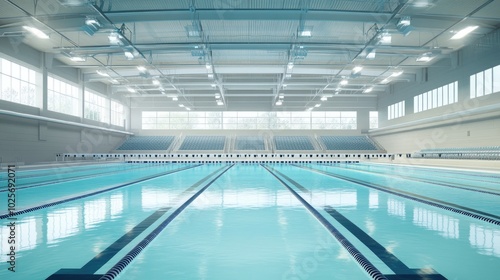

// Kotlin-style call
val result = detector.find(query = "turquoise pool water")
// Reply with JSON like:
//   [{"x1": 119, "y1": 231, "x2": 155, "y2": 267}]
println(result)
[{"x1": 0, "y1": 163, "x2": 499, "y2": 279}]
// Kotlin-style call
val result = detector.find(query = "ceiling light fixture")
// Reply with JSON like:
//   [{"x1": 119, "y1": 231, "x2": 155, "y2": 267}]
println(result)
[
  {"x1": 70, "y1": 56, "x2": 86, "y2": 62},
  {"x1": 275, "y1": 100, "x2": 283, "y2": 106},
  {"x1": 152, "y1": 79, "x2": 160, "y2": 86},
  {"x1": 172, "y1": 96, "x2": 178, "y2": 101},
  {"x1": 178, "y1": 104, "x2": 185, "y2": 107},
  {"x1": 381, "y1": 78, "x2": 390, "y2": 84},
  {"x1": 185, "y1": 107, "x2": 191, "y2": 111},
  {"x1": 127, "y1": 87, "x2": 136, "y2": 93},
  {"x1": 124, "y1": 51, "x2": 134, "y2": 60},
  {"x1": 366, "y1": 49, "x2": 376, "y2": 60},
  {"x1": 314, "y1": 104, "x2": 321, "y2": 108},
  {"x1": 321, "y1": 96, "x2": 327, "y2": 101},
  {"x1": 278, "y1": 94, "x2": 284, "y2": 99},
  {"x1": 109, "y1": 79, "x2": 119, "y2": 84},
  {"x1": 137, "y1": 66, "x2": 147, "y2": 72},
  {"x1": 22, "y1": 26, "x2": 49, "y2": 39},
  {"x1": 211, "y1": 83, "x2": 216, "y2": 88},
  {"x1": 363, "y1": 87, "x2": 373, "y2": 93},
  {"x1": 108, "y1": 31, "x2": 125, "y2": 45},
  {"x1": 451, "y1": 26, "x2": 479, "y2": 40},
  {"x1": 287, "y1": 62, "x2": 294, "y2": 69},
  {"x1": 215, "y1": 93, "x2": 221, "y2": 99},
  {"x1": 217, "y1": 100, "x2": 224, "y2": 106},
  {"x1": 416, "y1": 52, "x2": 434, "y2": 62},
  {"x1": 397, "y1": 16, "x2": 414, "y2": 36},
  {"x1": 96, "y1": 69, "x2": 110, "y2": 77},
  {"x1": 208, "y1": 74, "x2": 214, "y2": 79},
  {"x1": 285, "y1": 74, "x2": 292, "y2": 79},
  {"x1": 352, "y1": 66, "x2": 363, "y2": 74},
  {"x1": 205, "y1": 63, "x2": 212, "y2": 70},
  {"x1": 391, "y1": 70, "x2": 404, "y2": 77},
  {"x1": 340, "y1": 79, "x2": 349, "y2": 86}
]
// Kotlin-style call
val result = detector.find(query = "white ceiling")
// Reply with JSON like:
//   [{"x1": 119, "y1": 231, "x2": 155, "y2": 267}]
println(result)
[{"x1": 1, "y1": 0, "x2": 499, "y2": 111}]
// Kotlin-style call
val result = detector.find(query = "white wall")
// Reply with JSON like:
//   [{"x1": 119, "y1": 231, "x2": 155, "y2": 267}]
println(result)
[
  {"x1": 372, "y1": 29, "x2": 500, "y2": 153},
  {"x1": 0, "y1": 39, "x2": 128, "y2": 164}
]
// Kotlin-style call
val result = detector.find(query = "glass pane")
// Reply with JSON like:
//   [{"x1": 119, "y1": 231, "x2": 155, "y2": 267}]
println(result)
[
  {"x1": 484, "y1": 68, "x2": 493, "y2": 95},
  {"x1": 470, "y1": 74, "x2": 476, "y2": 99},
  {"x1": 142, "y1": 111, "x2": 156, "y2": 118},
  {"x1": 476, "y1": 73, "x2": 484, "y2": 97},
  {"x1": 493, "y1": 65, "x2": 500, "y2": 93}
]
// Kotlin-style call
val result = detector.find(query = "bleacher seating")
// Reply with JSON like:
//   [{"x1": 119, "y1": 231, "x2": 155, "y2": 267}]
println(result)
[
  {"x1": 116, "y1": 136, "x2": 175, "y2": 150},
  {"x1": 235, "y1": 136, "x2": 266, "y2": 150},
  {"x1": 320, "y1": 136, "x2": 378, "y2": 151},
  {"x1": 274, "y1": 136, "x2": 314, "y2": 150},
  {"x1": 416, "y1": 146, "x2": 500, "y2": 160},
  {"x1": 179, "y1": 136, "x2": 226, "y2": 150}
]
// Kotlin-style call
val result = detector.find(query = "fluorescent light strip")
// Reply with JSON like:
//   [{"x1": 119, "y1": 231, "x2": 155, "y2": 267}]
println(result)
[
  {"x1": 23, "y1": 26, "x2": 49, "y2": 39},
  {"x1": 451, "y1": 26, "x2": 479, "y2": 40}
]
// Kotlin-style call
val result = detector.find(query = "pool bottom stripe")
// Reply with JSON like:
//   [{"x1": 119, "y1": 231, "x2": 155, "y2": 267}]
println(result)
[
  {"x1": 294, "y1": 164, "x2": 500, "y2": 226},
  {"x1": 99, "y1": 164, "x2": 234, "y2": 280},
  {"x1": 0, "y1": 164, "x2": 202, "y2": 219},
  {"x1": 323, "y1": 207, "x2": 445, "y2": 279},
  {"x1": 46, "y1": 165, "x2": 231, "y2": 280},
  {"x1": 262, "y1": 164, "x2": 387, "y2": 280}
]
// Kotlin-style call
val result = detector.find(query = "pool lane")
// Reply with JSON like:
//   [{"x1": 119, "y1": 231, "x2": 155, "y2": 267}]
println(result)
[
  {"x1": 268, "y1": 164, "x2": 500, "y2": 280},
  {"x1": 0, "y1": 163, "x2": 197, "y2": 214},
  {"x1": 114, "y1": 164, "x2": 373, "y2": 280},
  {"x1": 0, "y1": 164, "x2": 227, "y2": 280},
  {"x1": 338, "y1": 163, "x2": 500, "y2": 192},
  {"x1": 0, "y1": 164, "x2": 154, "y2": 192},
  {"x1": 300, "y1": 164, "x2": 500, "y2": 222}
]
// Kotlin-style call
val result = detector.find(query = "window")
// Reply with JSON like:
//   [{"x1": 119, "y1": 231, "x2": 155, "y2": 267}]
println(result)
[
  {"x1": 387, "y1": 101, "x2": 405, "y2": 120},
  {"x1": 369, "y1": 111, "x2": 378, "y2": 129},
  {"x1": 111, "y1": 100, "x2": 125, "y2": 127},
  {"x1": 141, "y1": 111, "x2": 357, "y2": 130},
  {"x1": 47, "y1": 76, "x2": 80, "y2": 116},
  {"x1": 470, "y1": 65, "x2": 500, "y2": 99},
  {"x1": 414, "y1": 81, "x2": 458, "y2": 113},
  {"x1": 0, "y1": 57, "x2": 37, "y2": 107},
  {"x1": 84, "y1": 90, "x2": 109, "y2": 123}
]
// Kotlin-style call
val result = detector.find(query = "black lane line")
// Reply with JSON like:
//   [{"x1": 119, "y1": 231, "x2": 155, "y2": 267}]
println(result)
[
  {"x1": 294, "y1": 164, "x2": 500, "y2": 226},
  {"x1": 324, "y1": 207, "x2": 443, "y2": 277},
  {"x1": 261, "y1": 165, "x2": 387, "y2": 280},
  {"x1": 265, "y1": 165, "x2": 446, "y2": 280},
  {"x1": 0, "y1": 164, "x2": 203, "y2": 219},
  {"x1": 0, "y1": 164, "x2": 155, "y2": 193},
  {"x1": 323, "y1": 164, "x2": 500, "y2": 196},
  {"x1": 97, "y1": 164, "x2": 234, "y2": 280},
  {"x1": 46, "y1": 165, "x2": 230, "y2": 279}
]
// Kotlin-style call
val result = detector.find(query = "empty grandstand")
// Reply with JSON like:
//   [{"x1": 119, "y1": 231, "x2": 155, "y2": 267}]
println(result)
[
  {"x1": 235, "y1": 136, "x2": 266, "y2": 150},
  {"x1": 116, "y1": 136, "x2": 175, "y2": 151},
  {"x1": 320, "y1": 136, "x2": 378, "y2": 151},
  {"x1": 274, "y1": 136, "x2": 315, "y2": 150},
  {"x1": 178, "y1": 136, "x2": 226, "y2": 150}
]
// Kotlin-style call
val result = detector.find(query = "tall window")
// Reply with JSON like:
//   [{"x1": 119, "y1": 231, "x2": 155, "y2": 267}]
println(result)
[
  {"x1": 47, "y1": 76, "x2": 80, "y2": 116},
  {"x1": 369, "y1": 111, "x2": 379, "y2": 129},
  {"x1": 470, "y1": 65, "x2": 500, "y2": 99},
  {"x1": 111, "y1": 100, "x2": 125, "y2": 127},
  {"x1": 84, "y1": 90, "x2": 109, "y2": 123},
  {"x1": 0, "y1": 58, "x2": 37, "y2": 107},
  {"x1": 414, "y1": 82, "x2": 458, "y2": 113},
  {"x1": 388, "y1": 101, "x2": 405, "y2": 120},
  {"x1": 141, "y1": 111, "x2": 357, "y2": 130}
]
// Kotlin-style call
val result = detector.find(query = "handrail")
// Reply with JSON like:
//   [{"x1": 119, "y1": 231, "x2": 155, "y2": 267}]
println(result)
[{"x1": 0, "y1": 109, "x2": 133, "y2": 135}]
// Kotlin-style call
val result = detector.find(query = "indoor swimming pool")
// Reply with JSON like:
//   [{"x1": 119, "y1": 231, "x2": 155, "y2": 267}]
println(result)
[{"x1": 1, "y1": 162, "x2": 499, "y2": 279}]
